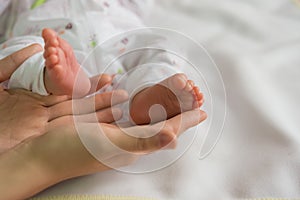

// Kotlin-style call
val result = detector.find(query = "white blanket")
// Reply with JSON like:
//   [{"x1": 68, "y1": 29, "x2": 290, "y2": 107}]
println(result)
[{"x1": 35, "y1": 0, "x2": 300, "y2": 199}]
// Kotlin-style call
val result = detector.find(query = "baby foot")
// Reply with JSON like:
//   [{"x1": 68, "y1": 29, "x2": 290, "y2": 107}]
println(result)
[
  {"x1": 42, "y1": 28, "x2": 91, "y2": 97},
  {"x1": 130, "y1": 73, "x2": 204, "y2": 125}
]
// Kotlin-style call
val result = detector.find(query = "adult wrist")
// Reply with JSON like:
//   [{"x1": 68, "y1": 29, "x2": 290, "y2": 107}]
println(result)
[
  {"x1": 0, "y1": 140, "x2": 52, "y2": 200},
  {"x1": 28, "y1": 125, "x2": 110, "y2": 182}
]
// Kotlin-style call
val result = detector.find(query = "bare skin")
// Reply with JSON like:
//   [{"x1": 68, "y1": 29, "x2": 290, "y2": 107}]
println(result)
[
  {"x1": 42, "y1": 28, "x2": 204, "y2": 124},
  {"x1": 0, "y1": 45, "x2": 207, "y2": 200},
  {"x1": 130, "y1": 73, "x2": 204, "y2": 125},
  {"x1": 42, "y1": 28, "x2": 91, "y2": 97},
  {"x1": 0, "y1": 108, "x2": 206, "y2": 200}
]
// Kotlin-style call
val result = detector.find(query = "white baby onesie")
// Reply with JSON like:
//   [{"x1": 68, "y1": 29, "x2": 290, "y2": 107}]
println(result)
[{"x1": 0, "y1": 0, "x2": 182, "y2": 97}]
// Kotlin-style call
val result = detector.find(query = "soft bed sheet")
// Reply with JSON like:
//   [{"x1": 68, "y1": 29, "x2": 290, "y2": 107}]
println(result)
[{"x1": 34, "y1": 0, "x2": 300, "y2": 199}]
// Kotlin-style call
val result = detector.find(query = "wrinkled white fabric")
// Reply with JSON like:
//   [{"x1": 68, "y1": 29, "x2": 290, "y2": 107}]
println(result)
[
  {"x1": 32, "y1": 0, "x2": 300, "y2": 199},
  {"x1": 0, "y1": 0, "x2": 180, "y2": 96},
  {"x1": 1, "y1": 0, "x2": 300, "y2": 199}
]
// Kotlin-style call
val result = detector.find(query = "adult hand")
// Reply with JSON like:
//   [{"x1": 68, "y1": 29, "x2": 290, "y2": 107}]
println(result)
[
  {"x1": 0, "y1": 43, "x2": 121, "y2": 152},
  {"x1": 0, "y1": 44, "x2": 207, "y2": 200},
  {"x1": 0, "y1": 106, "x2": 206, "y2": 200},
  {"x1": 0, "y1": 86, "x2": 128, "y2": 153}
]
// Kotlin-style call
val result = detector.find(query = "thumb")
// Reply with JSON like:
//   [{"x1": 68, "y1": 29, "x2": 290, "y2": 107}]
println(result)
[{"x1": 103, "y1": 109, "x2": 207, "y2": 154}]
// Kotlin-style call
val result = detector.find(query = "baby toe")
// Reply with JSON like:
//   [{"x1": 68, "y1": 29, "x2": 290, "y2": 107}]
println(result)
[
  {"x1": 183, "y1": 80, "x2": 194, "y2": 92},
  {"x1": 45, "y1": 54, "x2": 59, "y2": 68}
]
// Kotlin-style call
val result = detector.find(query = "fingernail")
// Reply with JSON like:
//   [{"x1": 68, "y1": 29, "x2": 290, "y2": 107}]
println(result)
[
  {"x1": 159, "y1": 134, "x2": 170, "y2": 147},
  {"x1": 200, "y1": 110, "x2": 207, "y2": 121},
  {"x1": 159, "y1": 134, "x2": 174, "y2": 148},
  {"x1": 112, "y1": 108, "x2": 123, "y2": 119}
]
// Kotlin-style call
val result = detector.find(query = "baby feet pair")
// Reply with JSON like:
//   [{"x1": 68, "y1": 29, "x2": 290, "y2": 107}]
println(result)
[{"x1": 42, "y1": 28, "x2": 204, "y2": 125}]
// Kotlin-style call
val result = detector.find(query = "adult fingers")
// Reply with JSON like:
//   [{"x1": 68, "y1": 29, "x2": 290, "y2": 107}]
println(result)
[
  {"x1": 0, "y1": 44, "x2": 43, "y2": 82},
  {"x1": 75, "y1": 107, "x2": 123, "y2": 123},
  {"x1": 48, "y1": 107, "x2": 123, "y2": 130},
  {"x1": 102, "y1": 109, "x2": 207, "y2": 154},
  {"x1": 48, "y1": 90, "x2": 128, "y2": 121},
  {"x1": 152, "y1": 109, "x2": 207, "y2": 138}
]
